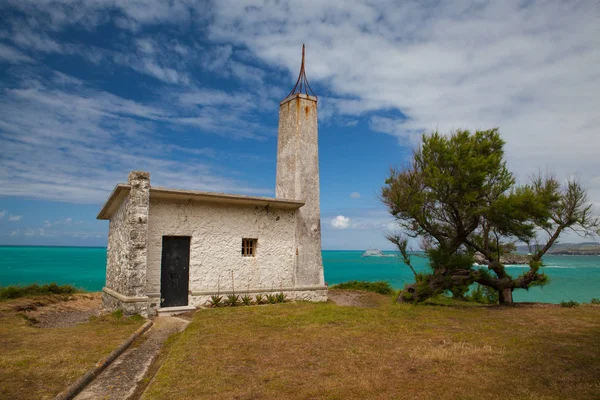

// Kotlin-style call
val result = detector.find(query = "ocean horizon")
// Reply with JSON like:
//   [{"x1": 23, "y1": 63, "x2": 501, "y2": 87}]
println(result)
[{"x1": 1, "y1": 245, "x2": 598, "y2": 304}]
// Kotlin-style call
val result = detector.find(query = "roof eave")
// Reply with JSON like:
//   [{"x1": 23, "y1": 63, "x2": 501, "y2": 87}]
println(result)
[
  {"x1": 97, "y1": 184, "x2": 130, "y2": 220},
  {"x1": 97, "y1": 185, "x2": 305, "y2": 220},
  {"x1": 150, "y1": 187, "x2": 305, "y2": 210}
]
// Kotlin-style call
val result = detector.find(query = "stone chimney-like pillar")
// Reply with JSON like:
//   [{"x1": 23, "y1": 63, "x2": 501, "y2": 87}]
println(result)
[
  {"x1": 124, "y1": 171, "x2": 150, "y2": 297},
  {"x1": 102, "y1": 170, "x2": 150, "y2": 315},
  {"x1": 276, "y1": 93, "x2": 325, "y2": 287}
]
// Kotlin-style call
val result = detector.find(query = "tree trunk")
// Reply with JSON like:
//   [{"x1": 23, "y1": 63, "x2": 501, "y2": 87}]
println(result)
[{"x1": 498, "y1": 288, "x2": 513, "y2": 304}]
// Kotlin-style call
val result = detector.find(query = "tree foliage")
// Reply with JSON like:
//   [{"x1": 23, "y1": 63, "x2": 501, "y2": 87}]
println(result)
[{"x1": 382, "y1": 128, "x2": 599, "y2": 304}]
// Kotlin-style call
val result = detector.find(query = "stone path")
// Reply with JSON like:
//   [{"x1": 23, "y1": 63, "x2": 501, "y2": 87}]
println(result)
[{"x1": 75, "y1": 316, "x2": 189, "y2": 400}]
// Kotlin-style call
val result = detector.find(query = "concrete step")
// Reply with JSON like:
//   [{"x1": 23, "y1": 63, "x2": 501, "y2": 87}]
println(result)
[{"x1": 156, "y1": 305, "x2": 196, "y2": 316}]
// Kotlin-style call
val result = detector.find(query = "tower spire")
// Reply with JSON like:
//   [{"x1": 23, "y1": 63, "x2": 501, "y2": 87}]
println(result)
[{"x1": 287, "y1": 44, "x2": 317, "y2": 99}]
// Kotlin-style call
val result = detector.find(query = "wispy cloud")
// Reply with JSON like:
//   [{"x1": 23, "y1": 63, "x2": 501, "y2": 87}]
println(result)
[
  {"x1": 0, "y1": 69, "x2": 273, "y2": 203},
  {"x1": 0, "y1": 43, "x2": 34, "y2": 63},
  {"x1": 205, "y1": 1, "x2": 600, "y2": 198},
  {"x1": 8, "y1": 215, "x2": 22, "y2": 222}
]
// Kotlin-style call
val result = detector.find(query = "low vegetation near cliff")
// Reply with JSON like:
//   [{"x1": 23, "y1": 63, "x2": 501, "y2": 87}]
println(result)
[
  {"x1": 0, "y1": 293, "x2": 144, "y2": 400},
  {"x1": 0, "y1": 283, "x2": 79, "y2": 300},
  {"x1": 143, "y1": 291, "x2": 600, "y2": 400}
]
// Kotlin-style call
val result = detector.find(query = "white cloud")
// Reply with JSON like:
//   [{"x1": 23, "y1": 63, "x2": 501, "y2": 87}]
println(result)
[
  {"x1": 350, "y1": 192, "x2": 360, "y2": 199},
  {"x1": 8, "y1": 215, "x2": 22, "y2": 221},
  {"x1": 44, "y1": 220, "x2": 52, "y2": 228},
  {"x1": 330, "y1": 215, "x2": 351, "y2": 229},
  {"x1": 0, "y1": 43, "x2": 34, "y2": 63},
  {"x1": 0, "y1": 210, "x2": 5, "y2": 219},
  {"x1": 2, "y1": 0, "x2": 599, "y2": 218},
  {"x1": 24, "y1": 228, "x2": 45, "y2": 237},
  {"x1": 11, "y1": 30, "x2": 64, "y2": 53},
  {"x1": 204, "y1": 0, "x2": 600, "y2": 206},
  {"x1": 0, "y1": 70, "x2": 273, "y2": 203}
]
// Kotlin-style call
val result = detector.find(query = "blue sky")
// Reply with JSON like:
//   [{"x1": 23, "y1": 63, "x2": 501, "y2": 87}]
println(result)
[{"x1": 0, "y1": 1, "x2": 599, "y2": 249}]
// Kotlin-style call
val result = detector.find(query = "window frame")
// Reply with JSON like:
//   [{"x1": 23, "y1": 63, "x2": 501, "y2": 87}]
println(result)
[{"x1": 241, "y1": 238, "x2": 257, "y2": 257}]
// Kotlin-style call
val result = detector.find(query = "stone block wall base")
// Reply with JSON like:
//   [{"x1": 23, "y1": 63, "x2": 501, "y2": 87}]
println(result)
[{"x1": 102, "y1": 292, "x2": 150, "y2": 317}]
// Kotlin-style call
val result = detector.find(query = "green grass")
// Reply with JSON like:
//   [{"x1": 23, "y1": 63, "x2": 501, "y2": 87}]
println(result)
[
  {"x1": 142, "y1": 295, "x2": 600, "y2": 400},
  {"x1": 330, "y1": 280, "x2": 394, "y2": 295},
  {"x1": 0, "y1": 283, "x2": 80, "y2": 300},
  {"x1": 0, "y1": 294, "x2": 144, "y2": 400}
]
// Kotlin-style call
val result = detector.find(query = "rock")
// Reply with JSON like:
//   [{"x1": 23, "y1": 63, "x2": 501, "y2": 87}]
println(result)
[{"x1": 474, "y1": 252, "x2": 529, "y2": 265}]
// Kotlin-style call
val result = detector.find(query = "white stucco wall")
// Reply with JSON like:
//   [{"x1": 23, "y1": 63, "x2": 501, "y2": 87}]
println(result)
[
  {"x1": 105, "y1": 196, "x2": 129, "y2": 293},
  {"x1": 147, "y1": 198, "x2": 303, "y2": 306}
]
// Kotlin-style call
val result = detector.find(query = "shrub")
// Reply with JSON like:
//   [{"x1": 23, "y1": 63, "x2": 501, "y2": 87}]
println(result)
[
  {"x1": 330, "y1": 280, "x2": 394, "y2": 295},
  {"x1": 560, "y1": 300, "x2": 579, "y2": 308},
  {"x1": 207, "y1": 295, "x2": 223, "y2": 308},
  {"x1": 255, "y1": 294, "x2": 265, "y2": 305},
  {"x1": 0, "y1": 283, "x2": 79, "y2": 300},
  {"x1": 275, "y1": 293, "x2": 287, "y2": 303},
  {"x1": 590, "y1": 298, "x2": 600, "y2": 305},
  {"x1": 266, "y1": 294, "x2": 278, "y2": 304},
  {"x1": 241, "y1": 294, "x2": 253, "y2": 306},
  {"x1": 467, "y1": 284, "x2": 499, "y2": 304},
  {"x1": 226, "y1": 294, "x2": 240, "y2": 307}
]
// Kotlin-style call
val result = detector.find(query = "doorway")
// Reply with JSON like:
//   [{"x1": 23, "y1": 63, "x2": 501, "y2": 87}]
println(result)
[{"x1": 160, "y1": 236, "x2": 190, "y2": 308}]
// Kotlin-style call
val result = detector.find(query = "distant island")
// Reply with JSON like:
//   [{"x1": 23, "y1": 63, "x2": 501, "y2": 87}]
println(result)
[
  {"x1": 472, "y1": 242, "x2": 600, "y2": 265},
  {"x1": 516, "y1": 242, "x2": 600, "y2": 256}
]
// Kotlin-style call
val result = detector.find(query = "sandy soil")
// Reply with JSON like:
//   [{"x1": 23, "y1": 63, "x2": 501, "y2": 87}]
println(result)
[{"x1": 22, "y1": 293, "x2": 103, "y2": 328}]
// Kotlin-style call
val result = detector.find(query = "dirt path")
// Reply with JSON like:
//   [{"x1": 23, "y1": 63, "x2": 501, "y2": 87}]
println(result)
[{"x1": 74, "y1": 316, "x2": 190, "y2": 400}]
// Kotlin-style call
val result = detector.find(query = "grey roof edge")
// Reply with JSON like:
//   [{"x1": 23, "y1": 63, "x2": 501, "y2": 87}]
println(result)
[
  {"x1": 150, "y1": 186, "x2": 305, "y2": 209},
  {"x1": 97, "y1": 184, "x2": 131, "y2": 220},
  {"x1": 97, "y1": 185, "x2": 305, "y2": 220}
]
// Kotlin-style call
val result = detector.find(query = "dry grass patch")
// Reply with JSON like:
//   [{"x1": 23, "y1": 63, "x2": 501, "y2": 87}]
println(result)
[
  {"x1": 0, "y1": 293, "x2": 145, "y2": 400},
  {"x1": 408, "y1": 339, "x2": 504, "y2": 362},
  {"x1": 142, "y1": 297, "x2": 600, "y2": 400}
]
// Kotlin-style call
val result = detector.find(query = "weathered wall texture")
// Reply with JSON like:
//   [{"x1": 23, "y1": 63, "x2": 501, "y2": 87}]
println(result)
[
  {"x1": 103, "y1": 171, "x2": 150, "y2": 315},
  {"x1": 125, "y1": 172, "x2": 150, "y2": 297},
  {"x1": 276, "y1": 94, "x2": 325, "y2": 287},
  {"x1": 105, "y1": 195, "x2": 129, "y2": 294},
  {"x1": 146, "y1": 198, "x2": 323, "y2": 307}
]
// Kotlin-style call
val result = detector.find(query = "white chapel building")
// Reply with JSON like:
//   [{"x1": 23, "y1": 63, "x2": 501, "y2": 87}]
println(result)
[{"x1": 97, "y1": 47, "x2": 327, "y2": 315}]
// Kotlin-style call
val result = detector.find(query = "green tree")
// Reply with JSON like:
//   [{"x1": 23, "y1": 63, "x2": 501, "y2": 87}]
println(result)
[{"x1": 382, "y1": 129, "x2": 599, "y2": 304}]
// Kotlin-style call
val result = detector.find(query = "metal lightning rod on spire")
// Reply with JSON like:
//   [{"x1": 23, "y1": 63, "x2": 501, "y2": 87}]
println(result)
[{"x1": 287, "y1": 44, "x2": 317, "y2": 99}]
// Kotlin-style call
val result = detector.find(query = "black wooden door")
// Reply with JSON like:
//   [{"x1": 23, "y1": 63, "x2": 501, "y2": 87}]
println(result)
[{"x1": 160, "y1": 236, "x2": 190, "y2": 308}]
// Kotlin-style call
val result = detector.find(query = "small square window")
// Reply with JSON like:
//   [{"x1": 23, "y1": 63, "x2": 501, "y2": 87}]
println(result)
[{"x1": 242, "y1": 238, "x2": 257, "y2": 257}]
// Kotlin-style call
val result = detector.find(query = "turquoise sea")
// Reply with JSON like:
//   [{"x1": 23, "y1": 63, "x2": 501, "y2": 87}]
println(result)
[{"x1": 0, "y1": 246, "x2": 599, "y2": 303}]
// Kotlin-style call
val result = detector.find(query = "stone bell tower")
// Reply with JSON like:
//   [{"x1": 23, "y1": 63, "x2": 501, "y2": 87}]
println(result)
[{"x1": 276, "y1": 45, "x2": 324, "y2": 287}]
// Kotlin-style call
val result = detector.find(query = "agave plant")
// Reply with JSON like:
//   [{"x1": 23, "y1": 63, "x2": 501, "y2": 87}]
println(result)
[
  {"x1": 266, "y1": 293, "x2": 278, "y2": 304},
  {"x1": 255, "y1": 294, "x2": 265, "y2": 305},
  {"x1": 276, "y1": 292, "x2": 287, "y2": 303},
  {"x1": 241, "y1": 294, "x2": 253, "y2": 306},
  {"x1": 226, "y1": 294, "x2": 240, "y2": 307},
  {"x1": 208, "y1": 295, "x2": 223, "y2": 308}
]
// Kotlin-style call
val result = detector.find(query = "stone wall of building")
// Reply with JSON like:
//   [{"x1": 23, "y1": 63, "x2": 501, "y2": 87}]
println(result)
[
  {"x1": 105, "y1": 195, "x2": 129, "y2": 293},
  {"x1": 103, "y1": 171, "x2": 150, "y2": 315},
  {"x1": 146, "y1": 197, "x2": 325, "y2": 308}
]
